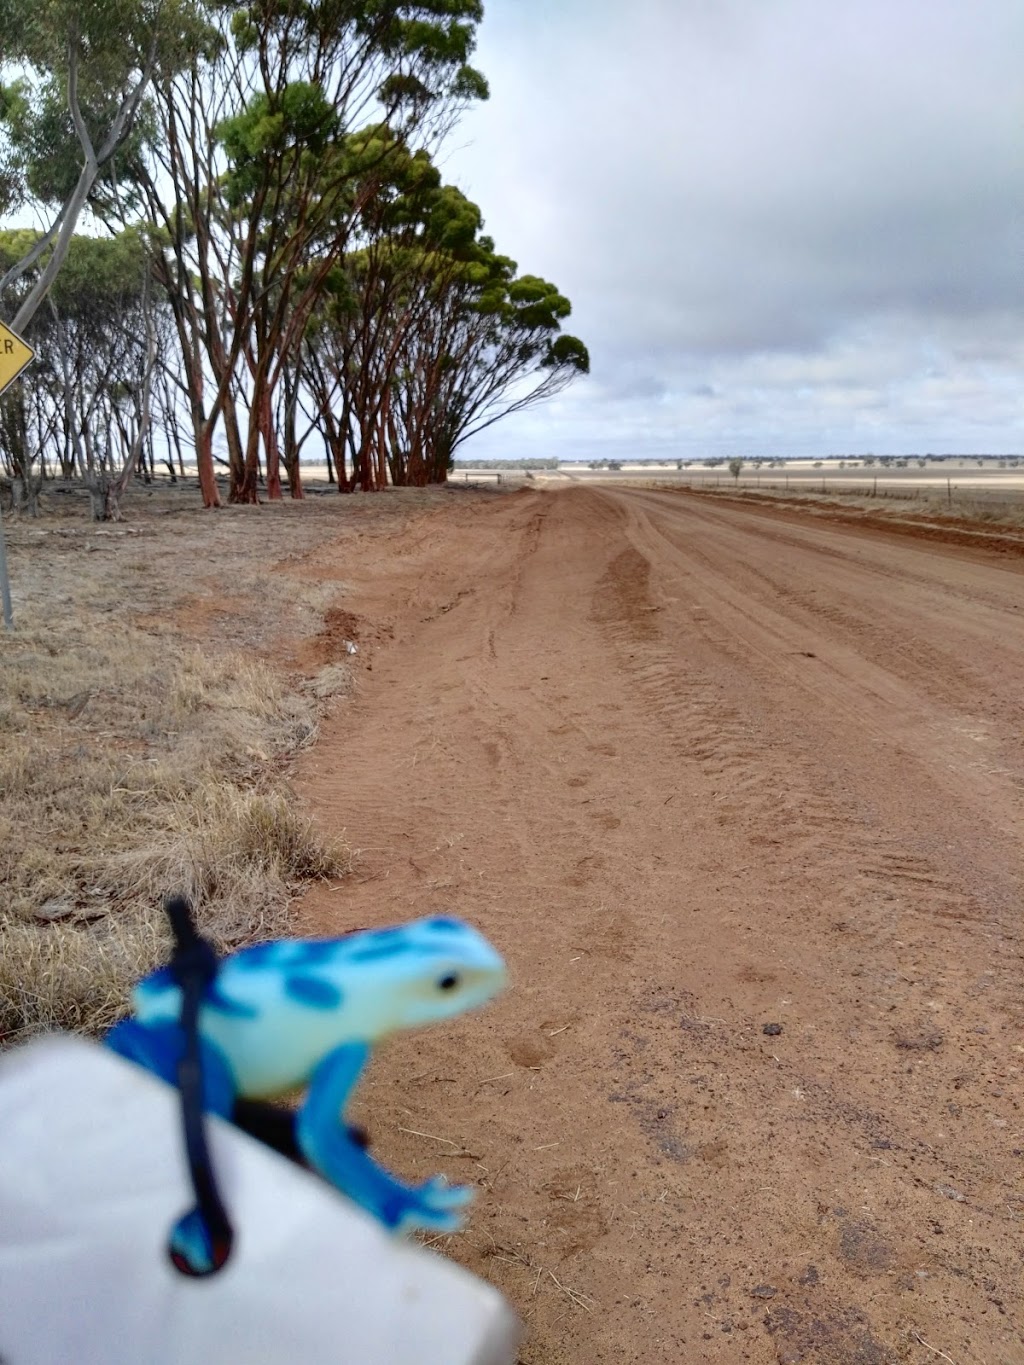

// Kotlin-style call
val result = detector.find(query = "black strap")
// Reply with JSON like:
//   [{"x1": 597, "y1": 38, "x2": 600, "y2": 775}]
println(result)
[{"x1": 165, "y1": 895, "x2": 234, "y2": 1276}]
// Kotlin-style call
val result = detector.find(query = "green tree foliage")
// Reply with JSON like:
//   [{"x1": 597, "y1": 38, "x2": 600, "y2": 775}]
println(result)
[
  {"x1": 129, "y1": 0, "x2": 488, "y2": 502},
  {"x1": 396, "y1": 258, "x2": 589, "y2": 483},
  {"x1": 303, "y1": 161, "x2": 588, "y2": 489},
  {"x1": 0, "y1": 0, "x2": 210, "y2": 329},
  {"x1": 0, "y1": 3, "x2": 589, "y2": 513},
  {"x1": 0, "y1": 229, "x2": 163, "y2": 517}
]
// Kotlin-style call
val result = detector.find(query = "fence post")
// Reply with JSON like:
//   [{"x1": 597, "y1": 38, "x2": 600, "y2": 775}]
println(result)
[{"x1": 947, "y1": 478, "x2": 952, "y2": 506}]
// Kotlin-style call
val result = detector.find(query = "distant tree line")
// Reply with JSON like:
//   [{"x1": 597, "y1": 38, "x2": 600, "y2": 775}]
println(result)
[
  {"x1": 0, "y1": 0, "x2": 588, "y2": 517},
  {"x1": 452, "y1": 457, "x2": 559, "y2": 470}
]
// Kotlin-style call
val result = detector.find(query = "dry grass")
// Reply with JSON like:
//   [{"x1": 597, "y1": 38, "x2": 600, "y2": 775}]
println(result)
[
  {"x1": 0, "y1": 612, "x2": 347, "y2": 1040},
  {"x1": 834, "y1": 483, "x2": 1024, "y2": 531},
  {"x1": 917, "y1": 491, "x2": 1024, "y2": 529},
  {"x1": 0, "y1": 484, "x2": 376, "y2": 1043},
  {"x1": 302, "y1": 662, "x2": 355, "y2": 699}
]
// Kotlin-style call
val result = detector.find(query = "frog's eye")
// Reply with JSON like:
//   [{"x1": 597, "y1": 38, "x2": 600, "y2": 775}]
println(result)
[{"x1": 437, "y1": 972, "x2": 460, "y2": 992}]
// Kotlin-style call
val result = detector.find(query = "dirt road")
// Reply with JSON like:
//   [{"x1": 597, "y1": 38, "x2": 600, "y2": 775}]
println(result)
[{"x1": 293, "y1": 486, "x2": 1024, "y2": 1364}]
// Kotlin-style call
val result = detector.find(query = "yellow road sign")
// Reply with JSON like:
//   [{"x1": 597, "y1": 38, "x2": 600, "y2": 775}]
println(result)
[{"x1": 0, "y1": 321, "x2": 35, "y2": 396}]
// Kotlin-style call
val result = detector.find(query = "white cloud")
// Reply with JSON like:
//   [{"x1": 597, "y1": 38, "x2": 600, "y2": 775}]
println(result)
[{"x1": 446, "y1": 0, "x2": 1024, "y2": 458}]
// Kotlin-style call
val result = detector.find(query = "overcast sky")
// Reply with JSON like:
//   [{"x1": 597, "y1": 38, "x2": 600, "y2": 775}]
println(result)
[{"x1": 443, "y1": 0, "x2": 1024, "y2": 461}]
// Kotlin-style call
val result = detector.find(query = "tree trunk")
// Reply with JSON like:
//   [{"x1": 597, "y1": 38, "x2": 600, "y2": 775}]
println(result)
[
  {"x1": 261, "y1": 387, "x2": 282, "y2": 500},
  {"x1": 196, "y1": 421, "x2": 221, "y2": 508},
  {"x1": 11, "y1": 471, "x2": 42, "y2": 517},
  {"x1": 0, "y1": 391, "x2": 41, "y2": 515},
  {"x1": 283, "y1": 385, "x2": 304, "y2": 498},
  {"x1": 282, "y1": 368, "x2": 304, "y2": 498},
  {"x1": 223, "y1": 394, "x2": 250, "y2": 502},
  {"x1": 331, "y1": 436, "x2": 351, "y2": 490},
  {"x1": 233, "y1": 409, "x2": 262, "y2": 504},
  {"x1": 285, "y1": 452, "x2": 304, "y2": 498},
  {"x1": 428, "y1": 434, "x2": 453, "y2": 485},
  {"x1": 59, "y1": 424, "x2": 74, "y2": 478},
  {"x1": 186, "y1": 360, "x2": 221, "y2": 509},
  {"x1": 336, "y1": 388, "x2": 352, "y2": 489},
  {"x1": 376, "y1": 414, "x2": 390, "y2": 488},
  {"x1": 82, "y1": 472, "x2": 122, "y2": 522},
  {"x1": 354, "y1": 430, "x2": 375, "y2": 491},
  {"x1": 87, "y1": 478, "x2": 106, "y2": 521},
  {"x1": 406, "y1": 422, "x2": 425, "y2": 486}
]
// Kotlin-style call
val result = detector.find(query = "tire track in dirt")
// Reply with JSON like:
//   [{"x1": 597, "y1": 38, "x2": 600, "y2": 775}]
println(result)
[
  {"x1": 605, "y1": 491, "x2": 1024, "y2": 1041},
  {"x1": 612, "y1": 491, "x2": 1022, "y2": 859},
  {"x1": 591, "y1": 492, "x2": 1024, "y2": 1362},
  {"x1": 291, "y1": 486, "x2": 1024, "y2": 1365},
  {"x1": 590, "y1": 512, "x2": 981, "y2": 953}
]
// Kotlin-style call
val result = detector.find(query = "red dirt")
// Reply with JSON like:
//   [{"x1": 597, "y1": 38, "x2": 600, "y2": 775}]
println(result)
[{"x1": 292, "y1": 486, "x2": 1024, "y2": 1364}]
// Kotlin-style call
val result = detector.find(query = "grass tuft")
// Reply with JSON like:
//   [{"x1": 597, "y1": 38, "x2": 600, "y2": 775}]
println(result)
[{"x1": 302, "y1": 662, "x2": 354, "y2": 699}]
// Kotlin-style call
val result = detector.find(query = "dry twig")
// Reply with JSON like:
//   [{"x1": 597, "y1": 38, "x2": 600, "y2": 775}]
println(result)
[
  {"x1": 547, "y1": 1269, "x2": 596, "y2": 1313},
  {"x1": 911, "y1": 1330, "x2": 957, "y2": 1365}
]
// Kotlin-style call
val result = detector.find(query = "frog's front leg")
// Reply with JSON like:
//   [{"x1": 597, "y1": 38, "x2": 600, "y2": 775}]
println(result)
[{"x1": 296, "y1": 1042, "x2": 474, "y2": 1235}]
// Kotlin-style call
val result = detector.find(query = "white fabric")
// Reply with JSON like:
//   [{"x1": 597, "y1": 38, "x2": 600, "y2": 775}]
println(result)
[{"x1": 0, "y1": 1036, "x2": 521, "y2": 1365}]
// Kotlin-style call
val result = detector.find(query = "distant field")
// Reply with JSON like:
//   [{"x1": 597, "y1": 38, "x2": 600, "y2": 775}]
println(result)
[
  {"x1": 534, "y1": 457, "x2": 1024, "y2": 489},
  {"x1": 454, "y1": 457, "x2": 1024, "y2": 508}
]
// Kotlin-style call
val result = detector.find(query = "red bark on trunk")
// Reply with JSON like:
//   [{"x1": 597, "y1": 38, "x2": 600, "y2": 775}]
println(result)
[
  {"x1": 285, "y1": 458, "x2": 304, "y2": 498},
  {"x1": 224, "y1": 396, "x2": 249, "y2": 502},
  {"x1": 232, "y1": 416, "x2": 262, "y2": 504},
  {"x1": 196, "y1": 423, "x2": 221, "y2": 508},
  {"x1": 256, "y1": 386, "x2": 281, "y2": 500}
]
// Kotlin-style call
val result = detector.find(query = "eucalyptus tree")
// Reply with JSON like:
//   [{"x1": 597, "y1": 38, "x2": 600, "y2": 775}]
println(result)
[
  {"x1": 304, "y1": 166, "x2": 588, "y2": 488},
  {"x1": 126, "y1": 0, "x2": 487, "y2": 505},
  {"x1": 0, "y1": 229, "x2": 168, "y2": 518},
  {"x1": 0, "y1": 230, "x2": 58, "y2": 512},
  {"x1": 393, "y1": 252, "x2": 589, "y2": 484},
  {"x1": 306, "y1": 137, "x2": 464, "y2": 490},
  {"x1": 0, "y1": 0, "x2": 209, "y2": 331}
]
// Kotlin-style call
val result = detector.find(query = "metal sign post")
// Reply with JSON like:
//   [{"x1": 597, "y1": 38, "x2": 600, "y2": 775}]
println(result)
[
  {"x1": 0, "y1": 504, "x2": 13, "y2": 630},
  {"x1": 0, "y1": 320, "x2": 38, "y2": 631}
]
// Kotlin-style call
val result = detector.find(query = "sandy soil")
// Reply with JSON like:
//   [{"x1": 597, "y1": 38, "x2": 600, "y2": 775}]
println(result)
[{"x1": 292, "y1": 486, "x2": 1024, "y2": 1365}]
